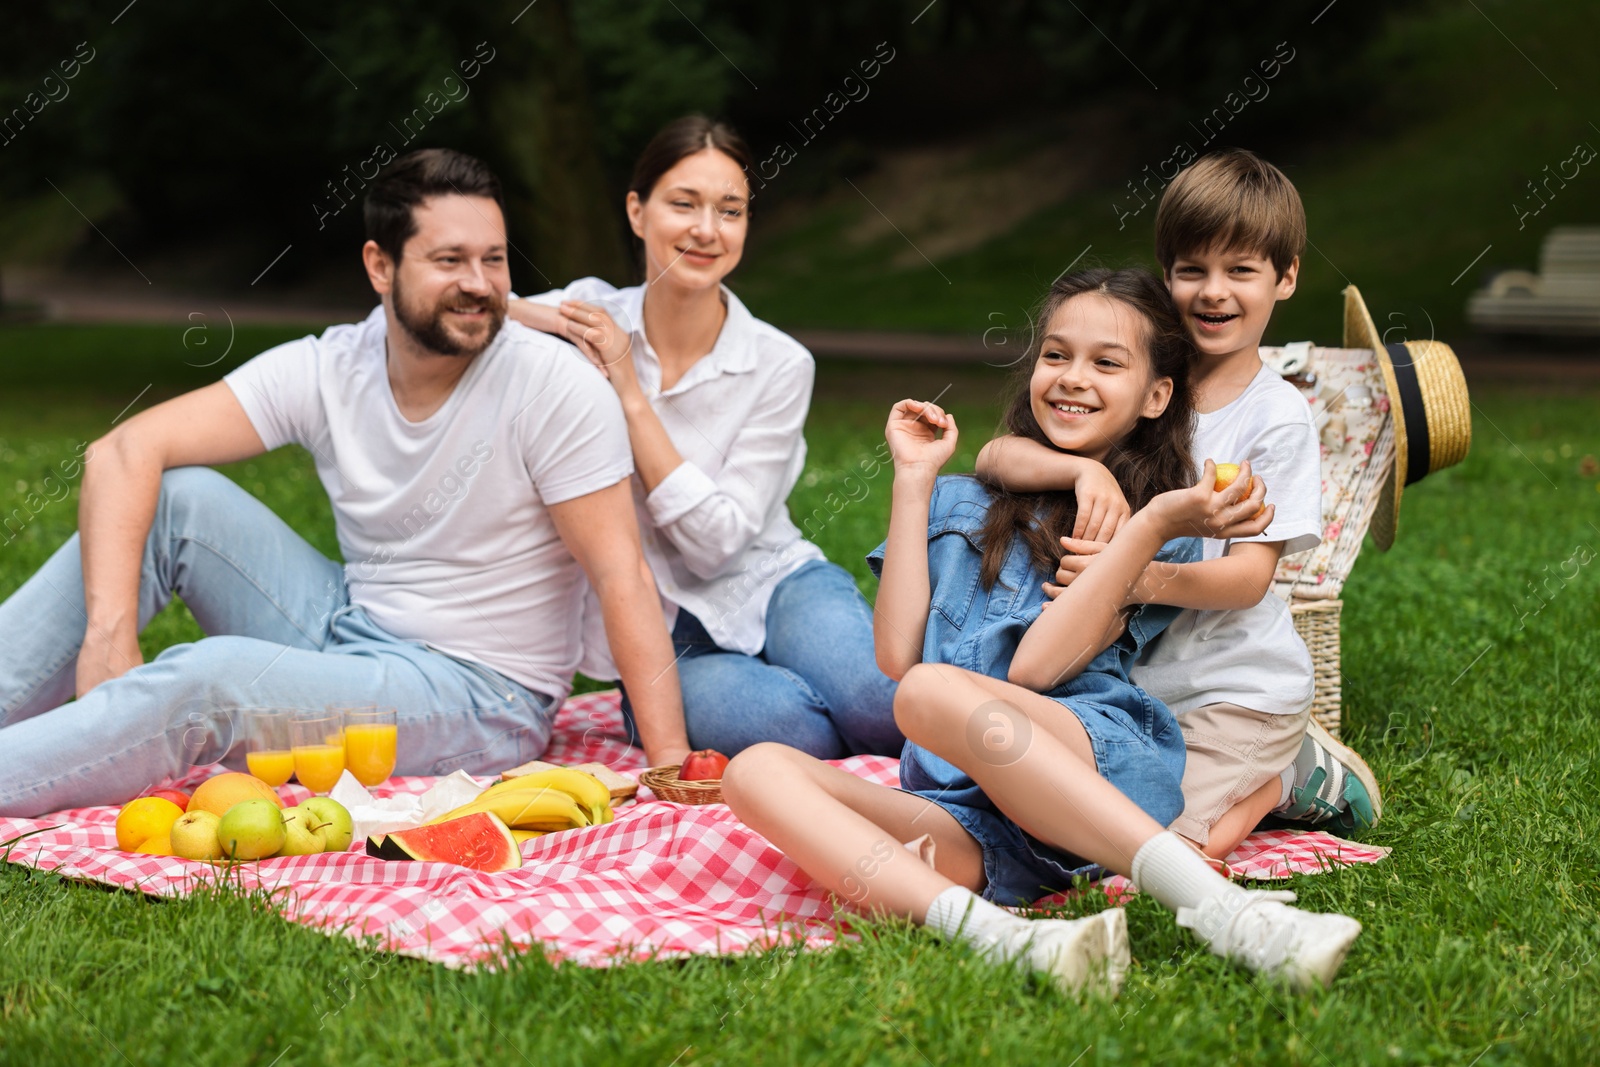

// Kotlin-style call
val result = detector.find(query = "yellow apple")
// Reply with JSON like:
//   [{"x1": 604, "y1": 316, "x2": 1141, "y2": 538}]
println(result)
[{"x1": 170, "y1": 810, "x2": 224, "y2": 861}]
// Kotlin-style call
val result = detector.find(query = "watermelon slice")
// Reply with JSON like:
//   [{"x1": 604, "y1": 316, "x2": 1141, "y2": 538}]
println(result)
[
  {"x1": 365, "y1": 812, "x2": 521, "y2": 872},
  {"x1": 365, "y1": 834, "x2": 408, "y2": 861}
]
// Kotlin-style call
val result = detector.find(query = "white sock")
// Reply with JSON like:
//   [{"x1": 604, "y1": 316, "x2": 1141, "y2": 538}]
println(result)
[
  {"x1": 1129, "y1": 831, "x2": 1242, "y2": 914},
  {"x1": 922, "y1": 885, "x2": 1024, "y2": 955},
  {"x1": 1277, "y1": 765, "x2": 1294, "y2": 808}
]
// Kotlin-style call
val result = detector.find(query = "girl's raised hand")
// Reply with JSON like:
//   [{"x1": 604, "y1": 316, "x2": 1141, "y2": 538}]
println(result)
[{"x1": 885, "y1": 399, "x2": 958, "y2": 477}]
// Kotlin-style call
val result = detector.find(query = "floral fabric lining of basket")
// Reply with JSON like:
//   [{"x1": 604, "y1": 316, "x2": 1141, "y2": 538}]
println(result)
[{"x1": 1266, "y1": 345, "x2": 1396, "y2": 601}]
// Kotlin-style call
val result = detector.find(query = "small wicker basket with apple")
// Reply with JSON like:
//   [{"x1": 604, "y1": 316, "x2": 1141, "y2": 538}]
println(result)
[{"x1": 640, "y1": 750, "x2": 729, "y2": 805}]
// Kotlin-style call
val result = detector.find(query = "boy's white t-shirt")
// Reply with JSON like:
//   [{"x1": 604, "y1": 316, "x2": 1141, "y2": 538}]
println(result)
[
  {"x1": 1130, "y1": 362, "x2": 1322, "y2": 716},
  {"x1": 224, "y1": 307, "x2": 634, "y2": 701}
]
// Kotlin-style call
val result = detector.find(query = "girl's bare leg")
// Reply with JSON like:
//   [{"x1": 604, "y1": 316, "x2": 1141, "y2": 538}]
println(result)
[
  {"x1": 892, "y1": 662, "x2": 1165, "y2": 875},
  {"x1": 919, "y1": 664, "x2": 1268, "y2": 865},
  {"x1": 723, "y1": 742, "x2": 986, "y2": 921},
  {"x1": 730, "y1": 668, "x2": 1364, "y2": 992},
  {"x1": 725, "y1": 740, "x2": 1131, "y2": 995}
]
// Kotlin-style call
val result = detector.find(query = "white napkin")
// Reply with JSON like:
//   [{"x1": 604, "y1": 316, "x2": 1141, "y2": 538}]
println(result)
[{"x1": 329, "y1": 770, "x2": 489, "y2": 842}]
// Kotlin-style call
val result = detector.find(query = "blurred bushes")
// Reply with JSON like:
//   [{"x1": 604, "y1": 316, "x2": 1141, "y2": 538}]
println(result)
[{"x1": 0, "y1": 0, "x2": 1419, "y2": 287}]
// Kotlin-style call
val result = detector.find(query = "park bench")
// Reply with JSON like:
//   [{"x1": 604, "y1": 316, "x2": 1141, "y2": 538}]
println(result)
[{"x1": 1467, "y1": 226, "x2": 1600, "y2": 335}]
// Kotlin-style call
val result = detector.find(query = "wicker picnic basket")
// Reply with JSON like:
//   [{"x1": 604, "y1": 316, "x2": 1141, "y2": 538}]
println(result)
[
  {"x1": 639, "y1": 765, "x2": 724, "y2": 805},
  {"x1": 1266, "y1": 335, "x2": 1393, "y2": 743},
  {"x1": 1289, "y1": 599, "x2": 1344, "y2": 737},
  {"x1": 1267, "y1": 287, "x2": 1469, "y2": 740}
]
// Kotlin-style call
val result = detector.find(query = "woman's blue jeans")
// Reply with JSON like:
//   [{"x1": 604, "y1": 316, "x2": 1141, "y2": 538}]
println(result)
[{"x1": 619, "y1": 559, "x2": 901, "y2": 759}]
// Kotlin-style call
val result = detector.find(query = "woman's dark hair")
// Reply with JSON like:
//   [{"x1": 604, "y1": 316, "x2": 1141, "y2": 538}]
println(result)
[
  {"x1": 628, "y1": 114, "x2": 753, "y2": 203},
  {"x1": 364, "y1": 148, "x2": 505, "y2": 264},
  {"x1": 975, "y1": 267, "x2": 1197, "y2": 590}
]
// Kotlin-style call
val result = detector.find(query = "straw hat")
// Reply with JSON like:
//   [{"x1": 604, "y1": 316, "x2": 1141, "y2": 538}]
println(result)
[{"x1": 1343, "y1": 285, "x2": 1472, "y2": 550}]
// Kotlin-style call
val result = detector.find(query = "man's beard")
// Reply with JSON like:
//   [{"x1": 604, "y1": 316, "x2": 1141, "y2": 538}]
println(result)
[{"x1": 392, "y1": 276, "x2": 506, "y2": 358}]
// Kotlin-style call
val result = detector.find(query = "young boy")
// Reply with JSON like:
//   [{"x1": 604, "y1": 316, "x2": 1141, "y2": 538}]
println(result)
[{"x1": 976, "y1": 149, "x2": 1380, "y2": 860}]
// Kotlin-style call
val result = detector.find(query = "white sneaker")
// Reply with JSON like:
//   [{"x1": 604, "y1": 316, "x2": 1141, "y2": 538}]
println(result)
[
  {"x1": 1097, "y1": 908, "x2": 1132, "y2": 991},
  {"x1": 985, "y1": 909, "x2": 1126, "y2": 997},
  {"x1": 1176, "y1": 890, "x2": 1361, "y2": 991}
]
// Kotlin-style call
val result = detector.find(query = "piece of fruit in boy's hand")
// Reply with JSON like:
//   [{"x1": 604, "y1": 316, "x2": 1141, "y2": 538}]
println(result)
[
  {"x1": 1212, "y1": 462, "x2": 1266, "y2": 518},
  {"x1": 679, "y1": 750, "x2": 730, "y2": 781}
]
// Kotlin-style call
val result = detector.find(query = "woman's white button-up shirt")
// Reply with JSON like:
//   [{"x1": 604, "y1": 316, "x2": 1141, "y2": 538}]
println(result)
[{"x1": 521, "y1": 278, "x2": 825, "y2": 677}]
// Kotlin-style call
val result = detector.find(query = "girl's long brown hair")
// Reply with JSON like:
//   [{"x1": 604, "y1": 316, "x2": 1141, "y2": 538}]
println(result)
[{"x1": 975, "y1": 268, "x2": 1197, "y2": 590}]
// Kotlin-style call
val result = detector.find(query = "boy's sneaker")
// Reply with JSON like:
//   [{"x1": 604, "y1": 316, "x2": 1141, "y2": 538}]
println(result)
[
  {"x1": 986, "y1": 909, "x2": 1126, "y2": 997},
  {"x1": 1176, "y1": 890, "x2": 1362, "y2": 991},
  {"x1": 1273, "y1": 719, "x2": 1383, "y2": 834}
]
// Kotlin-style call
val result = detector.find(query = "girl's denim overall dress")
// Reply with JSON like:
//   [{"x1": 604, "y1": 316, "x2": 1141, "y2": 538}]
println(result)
[{"x1": 868, "y1": 475, "x2": 1201, "y2": 904}]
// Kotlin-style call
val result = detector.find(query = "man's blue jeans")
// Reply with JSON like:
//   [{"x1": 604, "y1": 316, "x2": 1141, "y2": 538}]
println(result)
[
  {"x1": 619, "y1": 559, "x2": 902, "y2": 759},
  {"x1": 0, "y1": 467, "x2": 557, "y2": 817}
]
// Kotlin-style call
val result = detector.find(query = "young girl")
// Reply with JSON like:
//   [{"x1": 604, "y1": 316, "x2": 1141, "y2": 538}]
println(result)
[
  {"x1": 508, "y1": 115, "x2": 899, "y2": 766},
  {"x1": 724, "y1": 269, "x2": 1362, "y2": 996}
]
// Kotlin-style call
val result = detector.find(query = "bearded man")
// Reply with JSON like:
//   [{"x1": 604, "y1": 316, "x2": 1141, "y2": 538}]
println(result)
[{"x1": 0, "y1": 149, "x2": 689, "y2": 816}]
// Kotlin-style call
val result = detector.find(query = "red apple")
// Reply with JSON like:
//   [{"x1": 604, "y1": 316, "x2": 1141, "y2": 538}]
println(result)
[
  {"x1": 144, "y1": 787, "x2": 192, "y2": 811},
  {"x1": 679, "y1": 750, "x2": 729, "y2": 782}
]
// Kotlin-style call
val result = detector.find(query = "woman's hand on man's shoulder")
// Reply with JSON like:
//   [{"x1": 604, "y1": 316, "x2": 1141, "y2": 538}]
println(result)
[{"x1": 505, "y1": 298, "x2": 569, "y2": 337}]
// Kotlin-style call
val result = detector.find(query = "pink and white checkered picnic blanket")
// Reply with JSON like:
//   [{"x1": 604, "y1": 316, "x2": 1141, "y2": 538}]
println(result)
[{"x1": 0, "y1": 691, "x2": 1389, "y2": 968}]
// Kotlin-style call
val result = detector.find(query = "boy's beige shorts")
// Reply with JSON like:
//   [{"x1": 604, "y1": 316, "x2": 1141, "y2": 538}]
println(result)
[{"x1": 1170, "y1": 701, "x2": 1311, "y2": 845}]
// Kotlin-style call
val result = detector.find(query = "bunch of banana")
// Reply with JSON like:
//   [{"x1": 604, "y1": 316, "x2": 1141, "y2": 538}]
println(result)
[{"x1": 431, "y1": 768, "x2": 614, "y2": 835}]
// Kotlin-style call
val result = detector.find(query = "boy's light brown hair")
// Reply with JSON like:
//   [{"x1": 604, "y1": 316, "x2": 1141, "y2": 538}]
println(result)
[{"x1": 1154, "y1": 149, "x2": 1305, "y2": 279}]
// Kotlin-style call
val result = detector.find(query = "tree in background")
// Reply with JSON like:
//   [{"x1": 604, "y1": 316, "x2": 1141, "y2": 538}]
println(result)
[
  {"x1": 473, "y1": 0, "x2": 630, "y2": 287},
  {"x1": 0, "y1": 0, "x2": 647, "y2": 290},
  {"x1": 0, "y1": 0, "x2": 1412, "y2": 292}
]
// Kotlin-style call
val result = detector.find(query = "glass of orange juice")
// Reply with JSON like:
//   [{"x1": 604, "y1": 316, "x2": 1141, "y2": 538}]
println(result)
[
  {"x1": 290, "y1": 711, "x2": 346, "y2": 794},
  {"x1": 244, "y1": 708, "x2": 295, "y2": 787},
  {"x1": 341, "y1": 706, "x2": 398, "y2": 788}
]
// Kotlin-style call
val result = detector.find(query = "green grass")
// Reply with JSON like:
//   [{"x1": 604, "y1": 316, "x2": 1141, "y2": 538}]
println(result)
[{"x1": 2, "y1": 324, "x2": 1599, "y2": 1063}]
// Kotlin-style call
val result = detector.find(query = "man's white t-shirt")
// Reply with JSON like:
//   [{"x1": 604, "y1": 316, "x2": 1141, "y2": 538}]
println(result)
[
  {"x1": 224, "y1": 307, "x2": 633, "y2": 700},
  {"x1": 1131, "y1": 362, "x2": 1322, "y2": 716}
]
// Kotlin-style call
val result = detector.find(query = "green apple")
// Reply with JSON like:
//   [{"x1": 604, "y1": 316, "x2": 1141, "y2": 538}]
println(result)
[
  {"x1": 170, "y1": 810, "x2": 224, "y2": 861},
  {"x1": 300, "y1": 797, "x2": 354, "y2": 852},
  {"x1": 216, "y1": 798, "x2": 286, "y2": 860},
  {"x1": 277, "y1": 798, "x2": 355, "y2": 856},
  {"x1": 277, "y1": 806, "x2": 325, "y2": 856}
]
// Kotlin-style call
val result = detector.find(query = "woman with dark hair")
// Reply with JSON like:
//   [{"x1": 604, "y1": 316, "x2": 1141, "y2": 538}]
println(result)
[{"x1": 508, "y1": 115, "x2": 899, "y2": 763}]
